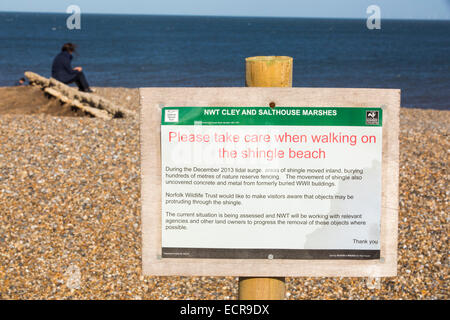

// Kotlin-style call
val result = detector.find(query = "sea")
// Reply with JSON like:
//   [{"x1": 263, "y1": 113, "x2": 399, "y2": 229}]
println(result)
[{"x1": 0, "y1": 12, "x2": 449, "y2": 109}]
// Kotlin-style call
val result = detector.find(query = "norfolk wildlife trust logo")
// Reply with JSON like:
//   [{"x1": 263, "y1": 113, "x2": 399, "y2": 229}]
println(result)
[{"x1": 366, "y1": 110, "x2": 379, "y2": 125}]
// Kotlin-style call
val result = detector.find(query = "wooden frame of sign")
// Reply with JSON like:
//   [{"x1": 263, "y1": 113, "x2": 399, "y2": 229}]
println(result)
[{"x1": 140, "y1": 87, "x2": 400, "y2": 277}]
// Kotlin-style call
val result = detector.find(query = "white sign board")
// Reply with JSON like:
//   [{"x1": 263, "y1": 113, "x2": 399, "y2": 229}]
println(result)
[
  {"x1": 161, "y1": 107, "x2": 382, "y2": 260},
  {"x1": 141, "y1": 88, "x2": 399, "y2": 277}
]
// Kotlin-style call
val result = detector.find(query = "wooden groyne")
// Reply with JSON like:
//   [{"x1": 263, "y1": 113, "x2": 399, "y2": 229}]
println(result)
[{"x1": 25, "y1": 71, "x2": 137, "y2": 120}]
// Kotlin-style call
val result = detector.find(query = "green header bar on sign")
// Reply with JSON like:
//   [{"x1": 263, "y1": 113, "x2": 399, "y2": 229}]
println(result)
[{"x1": 161, "y1": 107, "x2": 383, "y2": 127}]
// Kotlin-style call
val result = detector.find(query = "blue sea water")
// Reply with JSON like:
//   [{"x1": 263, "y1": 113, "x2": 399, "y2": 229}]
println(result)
[{"x1": 0, "y1": 12, "x2": 449, "y2": 109}]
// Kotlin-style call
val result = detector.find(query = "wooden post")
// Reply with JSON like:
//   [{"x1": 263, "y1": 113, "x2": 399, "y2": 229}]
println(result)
[
  {"x1": 239, "y1": 56, "x2": 293, "y2": 300},
  {"x1": 245, "y1": 56, "x2": 293, "y2": 88},
  {"x1": 239, "y1": 277, "x2": 286, "y2": 300}
]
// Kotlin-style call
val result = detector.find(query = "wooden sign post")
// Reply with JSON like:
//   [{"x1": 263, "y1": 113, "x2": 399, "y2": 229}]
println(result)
[
  {"x1": 140, "y1": 64, "x2": 399, "y2": 301},
  {"x1": 239, "y1": 56, "x2": 293, "y2": 300}
]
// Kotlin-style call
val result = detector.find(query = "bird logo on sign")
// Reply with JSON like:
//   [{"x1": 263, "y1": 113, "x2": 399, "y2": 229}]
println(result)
[{"x1": 366, "y1": 110, "x2": 379, "y2": 125}]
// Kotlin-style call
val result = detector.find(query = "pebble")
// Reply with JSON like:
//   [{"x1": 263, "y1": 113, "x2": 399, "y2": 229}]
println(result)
[{"x1": 0, "y1": 89, "x2": 447, "y2": 299}]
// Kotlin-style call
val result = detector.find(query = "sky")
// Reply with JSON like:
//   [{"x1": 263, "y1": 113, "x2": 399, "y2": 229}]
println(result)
[{"x1": 0, "y1": 0, "x2": 449, "y2": 20}]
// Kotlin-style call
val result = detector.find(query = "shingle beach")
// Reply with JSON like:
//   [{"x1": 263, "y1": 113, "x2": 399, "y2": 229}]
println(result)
[{"x1": 0, "y1": 87, "x2": 447, "y2": 299}]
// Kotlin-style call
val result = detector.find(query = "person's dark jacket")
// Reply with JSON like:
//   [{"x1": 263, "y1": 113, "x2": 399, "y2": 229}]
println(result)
[{"x1": 51, "y1": 51, "x2": 79, "y2": 83}]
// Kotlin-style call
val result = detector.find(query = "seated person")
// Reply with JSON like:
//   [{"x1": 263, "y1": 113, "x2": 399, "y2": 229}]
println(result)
[{"x1": 51, "y1": 43, "x2": 93, "y2": 93}]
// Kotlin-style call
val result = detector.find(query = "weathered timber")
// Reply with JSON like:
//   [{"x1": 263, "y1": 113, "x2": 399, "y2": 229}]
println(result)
[
  {"x1": 43, "y1": 87, "x2": 112, "y2": 120},
  {"x1": 25, "y1": 71, "x2": 136, "y2": 119}
]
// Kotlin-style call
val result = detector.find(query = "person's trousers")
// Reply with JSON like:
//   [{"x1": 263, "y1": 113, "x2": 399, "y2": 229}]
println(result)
[{"x1": 67, "y1": 72, "x2": 90, "y2": 92}]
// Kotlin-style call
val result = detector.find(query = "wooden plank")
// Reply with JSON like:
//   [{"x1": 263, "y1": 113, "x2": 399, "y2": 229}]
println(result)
[
  {"x1": 25, "y1": 71, "x2": 136, "y2": 119},
  {"x1": 44, "y1": 87, "x2": 112, "y2": 120}
]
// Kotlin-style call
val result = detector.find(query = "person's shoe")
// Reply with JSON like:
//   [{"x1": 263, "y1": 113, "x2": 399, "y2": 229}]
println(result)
[{"x1": 83, "y1": 88, "x2": 95, "y2": 93}]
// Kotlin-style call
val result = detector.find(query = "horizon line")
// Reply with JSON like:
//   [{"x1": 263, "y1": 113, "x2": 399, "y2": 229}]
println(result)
[{"x1": 1, "y1": 10, "x2": 449, "y2": 21}]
